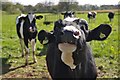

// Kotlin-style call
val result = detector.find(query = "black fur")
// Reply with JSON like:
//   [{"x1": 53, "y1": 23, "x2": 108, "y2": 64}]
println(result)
[
  {"x1": 16, "y1": 13, "x2": 43, "y2": 64},
  {"x1": 38, "y1": 18, "x2": 112, "y2": 79},
  {"x1": 108, "y1": 12, "x2": 115, "y2": 22},
  {"x1": 87, "y1": 11, "x2": 97, "y2": 22}
]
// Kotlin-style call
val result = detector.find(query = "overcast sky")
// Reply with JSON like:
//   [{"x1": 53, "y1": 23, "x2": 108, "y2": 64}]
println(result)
[{"x1": 2, "y1": 0, "x2": 120, "y2": 6}]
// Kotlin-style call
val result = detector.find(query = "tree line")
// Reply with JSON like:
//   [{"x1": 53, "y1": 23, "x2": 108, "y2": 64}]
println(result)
[{"x1": 1, "y1": 1, "x2": 119, "y2": 14}]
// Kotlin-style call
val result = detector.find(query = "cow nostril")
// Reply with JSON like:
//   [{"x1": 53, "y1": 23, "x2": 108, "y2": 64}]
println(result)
[{"x1": 73, "y1": 31, "x2": 80, "y2": 36}]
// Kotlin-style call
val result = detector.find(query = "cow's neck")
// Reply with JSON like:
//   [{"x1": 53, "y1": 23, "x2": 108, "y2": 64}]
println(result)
[
  {"x1": 72, "y1": 43, "x2": 87, "y2": 67},
  {"x1": 61, "y1": 52, "x2": 76, "y2": 69},
  {"x1": 58, "y1": 43, "x2": 77, "y2": 69}
]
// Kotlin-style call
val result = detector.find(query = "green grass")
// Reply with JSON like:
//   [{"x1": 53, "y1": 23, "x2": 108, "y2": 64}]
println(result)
[{"x1": 1, "y1": 12, "x2": 119, "y2": 78}]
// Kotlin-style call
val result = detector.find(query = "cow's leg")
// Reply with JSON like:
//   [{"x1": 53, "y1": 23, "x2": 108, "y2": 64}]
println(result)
[
  {"x1": 93, "y1": 17, "x2": 95, "y2": 22},
  {"x1": 109, "y1": 18, "x2": 111, "y2": 22},
  {"x1": 89, "y1": 18, "x2": 90, "y2": 23},
  {"x1": 31, "y1": 39, "x2": 37, "y2": 63},
  {"x1": 24, "y1": 39, "x2": 29, "y2": 65},
  {"x1": 19, "y1": 38, "x2": 24, "y2": 57},
  {"x1": 111, "y1": 18, "x2": 113, "y2": 22}
]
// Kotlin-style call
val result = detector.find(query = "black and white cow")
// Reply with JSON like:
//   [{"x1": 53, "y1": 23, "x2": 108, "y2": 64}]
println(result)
[
  {"x1": 108, "y1": 12, "x2": 115, "y2": 22},
  {"x1": 61, "y1": 11, "x2": 75, "y2": 19},
  {"x1": 38, "y1": 17, "x2": 111, "y2": 79},
  {"x1": 16, "y1": 13, "x2": 43, "y2": 65},
  {"x1": 87, "y1": 11, "x2": 97, "y2": 22}
]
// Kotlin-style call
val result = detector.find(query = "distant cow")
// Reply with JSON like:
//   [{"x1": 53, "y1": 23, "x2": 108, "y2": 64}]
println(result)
[
  {"x1": 61, "y1": 11, "x2": 75, "y2": 19},
  {"x1": 16, "y1": 13, "x2": 43, "y2": 65},
  {"x1": 87, "y1": 11, "x2": 97, "y2": 22},
  {"x1": 108, "y1": 12, "x2": 115, "y2": 22},
  {"x1": 38, "y1": 17, "x2": 112, "y2": 79}
]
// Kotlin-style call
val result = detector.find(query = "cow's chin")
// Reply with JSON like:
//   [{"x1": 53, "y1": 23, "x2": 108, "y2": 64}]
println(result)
[
  {"x1": 58, "y1": 43, "x2": 77, "y2": 53},
  {"x1": 58, "y1": 43, "x2": 77, "y2": 69}
]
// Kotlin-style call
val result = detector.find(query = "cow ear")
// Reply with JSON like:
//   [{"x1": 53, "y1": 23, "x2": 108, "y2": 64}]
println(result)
[
  {"x1": 86, "y1": 24, "x2": 112, "y2": 41},
  {"x1": 72, "y1": 11, "x2": 75, "y2": 14},
  {"x1": 19, "y1": 16, "x2": 26, "y2": 21},
  {"x1": 36, "y1": 15, "x2": 43, "y2": 19},
  {"x1": 38, "y1": 30, "x2": 54, "y2": 44},
  {"x1": 38, "y1": 30, "x2": 48, "y2": 44}
]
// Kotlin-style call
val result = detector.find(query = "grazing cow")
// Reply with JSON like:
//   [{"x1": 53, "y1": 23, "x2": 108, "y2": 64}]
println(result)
[
  {"x1": 87, "y1": 11, "x2": 97, "y2": 22},
  {"x1": 61, "y1": 11, "x2": 75, "y2": 19},
  {"x1": 16, "y1": 13, "x2": 43, "y2": 65},
  {"x1": 108, "y1": 12, "x2": 115, "y2": 22},
  {"x1": 38, "y1": 17, "x2": 112, "y2": 79}
]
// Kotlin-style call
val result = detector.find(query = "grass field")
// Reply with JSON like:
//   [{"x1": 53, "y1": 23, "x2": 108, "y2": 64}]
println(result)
[{"x1": 1, "y1": 11, "x2": 119, "y2": 79}]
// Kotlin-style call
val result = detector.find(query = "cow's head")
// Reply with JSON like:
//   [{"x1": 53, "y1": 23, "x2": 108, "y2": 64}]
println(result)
[
  {"x1": 38, "y1": 18, "x2": 112, "y2": 69},
  {"x1": 18, "y1": 13, "x2": 43, "y2": 33},
  {"x1": 61, "y1": 11, "x2": 75, "y2": 18},
  {"x1": 38, "y1": 30, "x2": 54, "y2": 45}
]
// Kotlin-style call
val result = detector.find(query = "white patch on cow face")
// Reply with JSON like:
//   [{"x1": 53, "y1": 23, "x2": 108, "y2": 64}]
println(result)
[
  {"x1": 28, "y1": 13, "x2": 35, "y2": 23},
  {"x1": 64, "y1": 17, "x2": 79, "y2": 22},
  {"x1": 58, "y1": 43, "x2": 77, "y2": 69},
  {"x1": 20, "y1": 21, "x2": 24, "y2": 38},
  {"x1": 63, "y1": 26, "x2": 81, "y2": 39}
]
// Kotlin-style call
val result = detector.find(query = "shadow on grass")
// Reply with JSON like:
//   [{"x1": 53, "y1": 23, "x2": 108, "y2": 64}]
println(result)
[
  {"x1": 0, "y1": 57, "x2": 35, "y2": 75},
  {"x1": 37, "y1": 45, "x2": 48, "y2": 56},
  {"x1": 104, "y1": 21, "x2": 113, "y2": 26},
  {"x1": 104, "y1": 21, "x2": 110, "y2": 23},
  {"x1": 9, "y1": 62, "x2": 35, "y2": 71},
  {"x1": 0, "y1": 57, "x2": 11, "y2": 75}
]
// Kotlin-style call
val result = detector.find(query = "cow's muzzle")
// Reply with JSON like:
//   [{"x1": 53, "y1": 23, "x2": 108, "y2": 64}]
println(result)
[
  {"x1": 29, "y1": 27, "x2": 37, "y2": 33},
  {"x1": 58, "y1": 30, "x2": 81, "y2": 69},
  {"x1": 60, "y1": 30, "x2": 80, "y2": 44}
]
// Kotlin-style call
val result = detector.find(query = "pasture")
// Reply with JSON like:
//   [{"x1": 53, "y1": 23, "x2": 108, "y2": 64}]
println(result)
[{"x1": 1, "y1": 11, "x2": 119, "y2": 79}]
